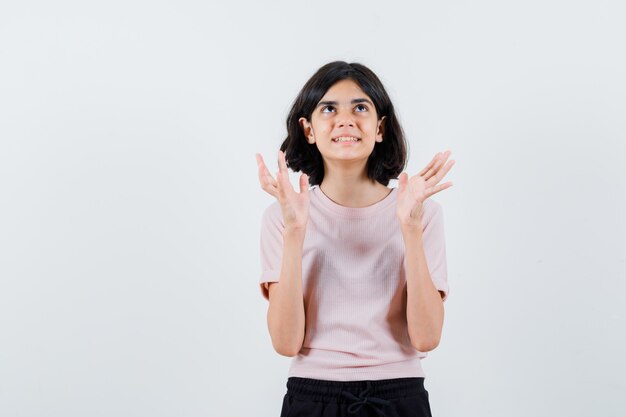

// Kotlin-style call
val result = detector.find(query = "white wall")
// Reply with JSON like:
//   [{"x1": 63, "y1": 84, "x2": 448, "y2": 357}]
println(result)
[{"x1": 1, "y1": 1, "x2": 624, "y2": 416}]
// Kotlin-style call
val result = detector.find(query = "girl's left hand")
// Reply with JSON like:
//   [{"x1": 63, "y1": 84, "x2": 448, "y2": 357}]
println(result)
[{"x1": 396, "y1": 150, "x2": 455, "y2": 228}]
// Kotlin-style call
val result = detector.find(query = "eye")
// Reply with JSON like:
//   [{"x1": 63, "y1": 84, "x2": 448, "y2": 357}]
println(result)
[
  {"x1": 355, "y1": 104, "x2": 368, "y2": 112},
  {"x1": 321, "y1": 105, "x2": 335, "y2": 113}
]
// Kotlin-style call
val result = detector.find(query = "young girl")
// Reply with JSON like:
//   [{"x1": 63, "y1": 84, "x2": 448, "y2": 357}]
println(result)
[{"x1": 255, "y1": 61, "x2": 454, "y2": 417}]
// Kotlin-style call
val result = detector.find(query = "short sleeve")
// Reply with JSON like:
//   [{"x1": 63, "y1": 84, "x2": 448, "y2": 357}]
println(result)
[
  {"x1": 420, "y1": 199, "x2": 450, "y2": 302},
  {"x1": 259, "y1": 203, "x2": 284, "y2": 300}
]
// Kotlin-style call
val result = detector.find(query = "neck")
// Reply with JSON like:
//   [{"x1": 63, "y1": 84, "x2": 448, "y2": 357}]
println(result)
[{"x1": 319, "y1": 162, "x2": 390, "y2": 208}]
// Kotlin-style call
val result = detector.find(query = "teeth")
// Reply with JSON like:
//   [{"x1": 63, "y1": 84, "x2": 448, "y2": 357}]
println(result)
[{"x1": 333, "y1": 136, "x2": 359, "y2": 142}]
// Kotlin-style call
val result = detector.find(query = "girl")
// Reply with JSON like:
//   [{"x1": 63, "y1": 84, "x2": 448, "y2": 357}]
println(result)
[{"x1": 255, "y1": 61, "x2": 454, "y2": 417}]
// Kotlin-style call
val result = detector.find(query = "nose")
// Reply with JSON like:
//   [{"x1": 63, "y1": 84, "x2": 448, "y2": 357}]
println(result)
[{"x1": 335, "y1": 110, "x2": 356, "y2": 128}]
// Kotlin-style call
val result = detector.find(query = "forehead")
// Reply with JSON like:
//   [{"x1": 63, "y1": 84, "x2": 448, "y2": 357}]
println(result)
[{"x1": 320, "y1": 79, "x2": 369, "y2": 101}]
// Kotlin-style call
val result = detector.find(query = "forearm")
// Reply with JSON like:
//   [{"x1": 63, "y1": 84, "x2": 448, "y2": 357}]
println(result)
[
  {"x1": 267, "y1": 228, "x2": 306, "y2": 356},
  {"x1": 402, "y1": 224, "x2": 444, "y2": 352}
]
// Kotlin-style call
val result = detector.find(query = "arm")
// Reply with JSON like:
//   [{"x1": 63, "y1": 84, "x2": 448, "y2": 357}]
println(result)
[
  {"x1": 266, "y1": 227, "x2": 306, "y2": 357},
  {"x1": 402, "y1": 223, "x2": 445, "y2": 352},
  {"x1": 395, "y1": 150, "x2": 454, "y2": 352},
  {"x1": 257, "y1": 151, "x2": 309, "y2": 356}
]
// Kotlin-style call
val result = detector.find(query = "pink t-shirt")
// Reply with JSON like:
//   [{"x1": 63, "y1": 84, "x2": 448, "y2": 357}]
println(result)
[{"x1": 259, "y1": 184, "x2": 449, "y2": 381}]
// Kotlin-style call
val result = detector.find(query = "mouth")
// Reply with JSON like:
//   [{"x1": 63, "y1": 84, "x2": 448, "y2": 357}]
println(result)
[{"x1": 332, "y1": 136, "x2": 361, "y2": 143}]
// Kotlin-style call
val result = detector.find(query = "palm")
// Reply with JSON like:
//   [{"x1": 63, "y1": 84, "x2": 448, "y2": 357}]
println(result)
[
  {"x1": 397, "y1": 174, "x2": 428, "y2": 222},
  {"x1": 396, "y1": 150, "x2": 455, "y2": 227},
  {"x1": 277, "y1": 172, "x2": 310, "y2": 229},
  {"x1": 256, "y1": 150, "x2": 310, "y2": 230}
]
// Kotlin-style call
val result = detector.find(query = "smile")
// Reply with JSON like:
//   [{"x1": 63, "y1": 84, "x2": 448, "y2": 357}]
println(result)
[{"x1": 332, "y1": 136, "x2": 361, "y2": 142}]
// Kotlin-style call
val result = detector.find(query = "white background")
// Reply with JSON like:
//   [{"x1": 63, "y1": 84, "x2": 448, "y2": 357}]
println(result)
[{"x1": 1, "y1": 1, "x2": 625, "y2": 416}]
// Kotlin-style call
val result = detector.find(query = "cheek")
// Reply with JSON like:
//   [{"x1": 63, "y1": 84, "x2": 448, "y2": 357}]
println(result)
[
  {"x1": 362, "y1": 118, "x2": 380, "y2": 134},
  {"x1": 313, "y1": 120, "x2": 333, "y2": 134}
]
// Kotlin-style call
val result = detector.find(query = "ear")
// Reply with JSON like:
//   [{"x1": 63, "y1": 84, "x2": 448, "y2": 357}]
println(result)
[
  {"x1": 299, "y1": 117, "x2": 315, "y2": 143},
  {"x1": 376, "y1": 116, "x2": 386, "y2": 142}
]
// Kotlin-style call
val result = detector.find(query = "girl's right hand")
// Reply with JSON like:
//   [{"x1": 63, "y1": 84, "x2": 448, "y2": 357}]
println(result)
[{"x1": 256, "y1": 150, "x2": 310, "y2": 231}]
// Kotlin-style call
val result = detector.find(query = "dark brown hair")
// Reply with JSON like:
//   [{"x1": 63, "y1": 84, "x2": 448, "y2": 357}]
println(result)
[{"x1": 280, "y1": 61, "x2": 409, "y2": 186}]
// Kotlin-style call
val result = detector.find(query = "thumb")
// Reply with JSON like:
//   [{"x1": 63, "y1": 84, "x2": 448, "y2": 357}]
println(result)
[
  {"x1": 398, "y1": 172, "x2": 406, "y2": 192},
  {"x1": 299, "y1": 173, "x2": 309, "y2": 194}
]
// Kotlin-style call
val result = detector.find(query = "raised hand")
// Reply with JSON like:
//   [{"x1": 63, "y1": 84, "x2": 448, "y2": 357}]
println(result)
[
  {"x1": 256, "y1": 150, "x2": 310, "y2": 231},
  {"x1": 396, "y1": 150, "x2": 455, "y2": 228}
]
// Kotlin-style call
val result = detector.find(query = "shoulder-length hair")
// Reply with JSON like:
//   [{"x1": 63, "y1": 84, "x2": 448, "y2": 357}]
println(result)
[{"x1": 280, "y1": 61, "x2": 408, "y2": 187}]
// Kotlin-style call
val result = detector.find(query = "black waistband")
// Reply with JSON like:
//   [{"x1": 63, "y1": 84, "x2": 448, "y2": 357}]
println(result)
[{"x1": 286, "y1": 376, "x2": 426, "y2": 402}]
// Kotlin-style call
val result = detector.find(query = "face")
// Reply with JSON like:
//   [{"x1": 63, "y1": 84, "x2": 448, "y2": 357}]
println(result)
[{"x1": 299, "y1": 79, "x2": 385, "y2": 165}]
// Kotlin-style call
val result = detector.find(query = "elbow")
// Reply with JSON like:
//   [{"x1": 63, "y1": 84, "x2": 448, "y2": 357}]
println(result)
[
  {"x1": 266, "y1": 305, "x2": 305, "y2": 357},
  {"x1": 411, "y1": 338, "x2": 440, "y2": 353},
  {"x1": 267, "y1": 321, "x2": 304, "y2": 357},
  {"x1": 272, "y1": 341, "x2": 302, "y2": 357},
  {"x1": 268, "y1": 322, "x2": 304, "y2": 357}
]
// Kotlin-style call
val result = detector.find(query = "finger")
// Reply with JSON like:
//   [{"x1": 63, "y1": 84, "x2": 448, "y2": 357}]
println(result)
[
  {"x1": 256, "y1": 153, "x2": 266, "y2": 176},
  {"x1": 418, "y1": 153, "x2": 441, "y2": 177},
  {"x1": 276, "y1": 171, "x2": 284, "y2": 197},
  {"x1": 425, "y1": 151, "x2": 453, "y2": 186},
  {"x1": 278, "y1": 150, "x2": 289, "y2": 174},
  {"x1": 256, "y1": 153, "x2": 269, "y2": 185},
  {"x1": 260, "y1": 162, "x2": 277, "y2": 187},
  {"x1": 260, "y1": 169, "x2": 278, "y2": 196},
  {"x1": 256, "y1": 153, "x2": 270, "y2": 176},
  {"x1": 440, "y1": 159, "x2": 455, "y2": 178},
  {"x1": 259, "y1": 173, "x2": 278, "y2": 197},
  {"x1": 299, "y1": 173, "x2": 309, "y2": 194},
  {"x1": 276, "y1": 167, "x2": 291, "y2": 193},
  {"x1": 398, "y1": 172, "x2": 407, "y2": 193},
  {"x1": 428, "y1": 159, "x2": 455, "y2": 187},
  {"x1": 425, "y1": 181, "x2": 453, "y2": 199},
  {"x1": 259, "y1": 152, "x2": 275, "y2": 170},
  {"x1": 420, "y1": 151, "x2": 449, "y2": 180},
  {"x1": 431, "y1": 150, "x2": 450, "y2": 172},
  {"x1": 257, "y1": 154, "x2": 278, "y2": 195}
]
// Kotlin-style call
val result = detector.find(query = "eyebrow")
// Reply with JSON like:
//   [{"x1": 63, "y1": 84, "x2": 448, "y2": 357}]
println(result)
[{"x1": 317, "y1": 98, "x2": 374, "y2": 107}]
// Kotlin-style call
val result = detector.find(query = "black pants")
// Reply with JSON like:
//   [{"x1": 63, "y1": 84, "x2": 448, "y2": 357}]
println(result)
[{"x1": 280, "y1": 376, "x2": 433, "y2": 417}]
